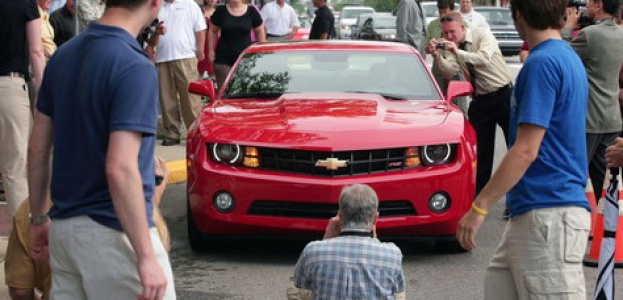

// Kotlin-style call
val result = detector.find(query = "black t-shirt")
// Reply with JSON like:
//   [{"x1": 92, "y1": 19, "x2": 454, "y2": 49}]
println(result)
[
  {"x1": 211, "y1": 4, "x2": 263, "y2": 66},
  {"x1": 50, "y1": 5, "x2": 76, "y2": 47},
  {"x1": 0, "y1": 0, "x2": 39, "y2": 76},
  {"x1": 309, "y1": 5, "x2": 335, "y2": 40}
]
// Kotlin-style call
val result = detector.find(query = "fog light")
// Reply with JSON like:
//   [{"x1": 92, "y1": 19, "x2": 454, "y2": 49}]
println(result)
[
  {"x1": 429, "y1": 192, "x2": 450, "y2": 214},
  {"x1": 214, "y1": 192, "x2": 234, "y2": 213}
]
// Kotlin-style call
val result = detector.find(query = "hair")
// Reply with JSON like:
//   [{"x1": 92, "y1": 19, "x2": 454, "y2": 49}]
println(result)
[
  {"x1": 106, "y1": 0, "x2": 150, "y2": 10},
  {"x1": 338, "y1": 184, "x2": 379, "y2": 230},
  {"x1": 510, "y1": 0, "x2": 567, "y2": 29},
  {"x1": 440, "y1": 11, "x2": 465, "y2": 25},
  {"x1": 595, "y1": 0, "x2": 620, "y2": 15},
  {"x1": 437, "y1": 0, "x2": 455, "y2": 10}
]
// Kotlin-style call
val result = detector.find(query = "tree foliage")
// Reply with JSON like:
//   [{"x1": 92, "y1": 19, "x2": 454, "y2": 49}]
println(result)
[{"x1": 363, "y1": 0, "x2": 399, "y2": 12}]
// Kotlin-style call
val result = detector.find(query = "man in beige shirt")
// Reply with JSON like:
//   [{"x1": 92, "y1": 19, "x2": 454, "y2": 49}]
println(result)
[
  {"x1": 37, "y1": 0, "x2": 56, "y2": 59},
  {"x1": 428, "y1": 11, "x2": 512, "y2": 198}
]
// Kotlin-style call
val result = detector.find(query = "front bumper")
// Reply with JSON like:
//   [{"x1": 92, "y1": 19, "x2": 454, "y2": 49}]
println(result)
[{"x1": 187, "y1": 145, "x2": 475, "y2": 238}]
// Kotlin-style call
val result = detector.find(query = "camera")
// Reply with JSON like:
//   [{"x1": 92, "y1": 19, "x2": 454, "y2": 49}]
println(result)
[
  {"x1": 435, "y1": 43, "x2": 446, "y2": 50},
  {"x1": 567, "y1": 0, "x2": 594, "y2": 29}
]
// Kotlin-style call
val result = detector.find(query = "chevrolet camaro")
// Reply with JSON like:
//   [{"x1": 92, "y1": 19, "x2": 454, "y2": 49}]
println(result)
[{"x1": 186, "y1": 41, "x2": 476, "y2": 251}]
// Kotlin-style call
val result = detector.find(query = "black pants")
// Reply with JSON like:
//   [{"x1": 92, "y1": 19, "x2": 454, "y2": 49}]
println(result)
[
  {"x1": 586, "y1": 132, "x2": 619, "y2": 195},
  {"x1": 468, "y1": 84, "x2": 512, "y2": 195}
]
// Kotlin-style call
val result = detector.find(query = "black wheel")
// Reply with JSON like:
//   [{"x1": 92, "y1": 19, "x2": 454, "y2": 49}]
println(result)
[
  {"x1": 187, "y1": 198, "x2": 210, "y2": 251},
  {"x1": 434, "y1": 239, "x2": 469, "y2": 253}
]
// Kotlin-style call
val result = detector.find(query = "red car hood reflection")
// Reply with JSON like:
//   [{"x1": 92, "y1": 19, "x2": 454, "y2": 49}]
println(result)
[{"x1": 199, "y1": 93, "x2": 455, "y2": 149}]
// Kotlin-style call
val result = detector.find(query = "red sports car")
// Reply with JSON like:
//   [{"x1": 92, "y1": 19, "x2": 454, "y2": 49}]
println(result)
[{"x1": 186, "y1": 41, "x2": 476, "y2": 251}]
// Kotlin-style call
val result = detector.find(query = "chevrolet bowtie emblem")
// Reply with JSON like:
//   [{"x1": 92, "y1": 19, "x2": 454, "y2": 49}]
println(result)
[{"x1": 315, "y1": 158, "x2": 349, "y2": 170}]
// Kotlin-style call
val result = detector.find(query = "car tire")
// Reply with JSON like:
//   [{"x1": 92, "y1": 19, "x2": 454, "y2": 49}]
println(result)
[
  {"x1": 434, "y1": 239, "x2": 469, "y2": 253},
  {"x1": 187, "y1": 198, "x2": 211, "y2": 251}
]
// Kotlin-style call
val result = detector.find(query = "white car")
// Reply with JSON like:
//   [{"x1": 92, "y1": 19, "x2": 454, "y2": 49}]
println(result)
[
  {"x1": 420, "y1": 1, "x2": 439, "y2": 25},
  {"x1": 336, "y1": 6, "x2": 375, "y2": 39}
]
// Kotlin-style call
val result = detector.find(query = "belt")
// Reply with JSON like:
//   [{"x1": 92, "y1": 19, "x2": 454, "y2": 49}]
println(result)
[
  {"x1": 475, "y1": 83, "x2": 512, "y2": 99},
  {"x1": 0, "y1": 72, "x2": 24, "y2": 79},
  {"x1": 267, "y1": 33, "x2": 288, "y2": 37}
]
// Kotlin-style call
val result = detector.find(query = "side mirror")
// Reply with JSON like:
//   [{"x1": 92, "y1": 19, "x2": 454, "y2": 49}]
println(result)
[
  {"x1": 446, "y1": 81, "x2": 473, "y2": 101},
  {"x1": 189, "y1": 80, "x2": 216, "y2": 101}
]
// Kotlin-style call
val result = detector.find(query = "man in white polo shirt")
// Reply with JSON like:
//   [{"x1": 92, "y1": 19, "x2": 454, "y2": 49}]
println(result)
[
  {"x1": 149, "y1": 0, "x2": 206, "y2": 146},
  {"x1": 261, "y1": 0, "x2": 300, "y2": 41}
]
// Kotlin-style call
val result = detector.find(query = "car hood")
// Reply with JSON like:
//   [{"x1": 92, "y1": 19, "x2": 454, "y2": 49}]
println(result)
[{"x1": 198, "y1": 93, "x2": 463, "y2": 150}]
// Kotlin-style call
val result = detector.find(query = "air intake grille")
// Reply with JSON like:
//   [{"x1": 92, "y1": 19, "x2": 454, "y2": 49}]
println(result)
[{"x1": 248, "y1": 200, "x2": 416, "y2": 219}]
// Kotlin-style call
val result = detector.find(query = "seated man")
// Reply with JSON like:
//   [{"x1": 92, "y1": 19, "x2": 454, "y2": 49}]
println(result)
[
  {"x1": 287, "y1": 184, "x2": 406, "y2": 300},
  {"x1": 4, "y1": 157, "x2": 171, "y2": 300}
]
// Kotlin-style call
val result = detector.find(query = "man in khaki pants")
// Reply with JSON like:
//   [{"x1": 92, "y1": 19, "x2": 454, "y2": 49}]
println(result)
[
  {"x1": 0, "y1": 0, "x2": 46, "y2": 216},
  {"x1": 150, "y1": 0, "x2": 206, "y2": 146},
  {"x1": 456, "y1": 0, "x2": 592, "y2": 298}
]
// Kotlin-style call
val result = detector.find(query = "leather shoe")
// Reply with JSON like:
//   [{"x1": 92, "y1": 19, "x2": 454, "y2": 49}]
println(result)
[{"x1": 162, "y1": 138, "x2": 181, "y2": 146}]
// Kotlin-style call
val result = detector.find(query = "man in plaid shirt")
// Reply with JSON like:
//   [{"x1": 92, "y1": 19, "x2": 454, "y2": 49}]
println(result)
[{"x1": 288, "y1": 184, "x2": 406, "y2": 300}]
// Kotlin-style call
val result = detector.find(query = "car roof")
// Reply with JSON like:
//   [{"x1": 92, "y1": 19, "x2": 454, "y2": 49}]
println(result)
[{"x1": 246, "y1": 40, "x2": 418, "y2": 55}]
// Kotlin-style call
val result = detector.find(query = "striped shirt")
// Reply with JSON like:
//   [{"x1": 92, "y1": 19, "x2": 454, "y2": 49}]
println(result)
[{"x1": 293, "y1": 235, "x2": 405, "y2": 300}]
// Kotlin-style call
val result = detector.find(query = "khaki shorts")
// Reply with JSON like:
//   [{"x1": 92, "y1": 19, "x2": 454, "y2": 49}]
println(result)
[
  {"x1": 4, "y1": 200, "x2": 52, "y2": 299},
  {"x1": 484, "y1": 206, "x2": 590, "y2": 300}
]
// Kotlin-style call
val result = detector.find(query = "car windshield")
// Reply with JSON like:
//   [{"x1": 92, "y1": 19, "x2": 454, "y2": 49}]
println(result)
[
  {"x1": 373, "y1": 17, "x2": 396, "y2": 29},
  {"x1": 477, "y1": 9, "x2": 514, "y2": 26},
  {"x1": 223, "y1": 50, "x2": 442, "y2": 100},
  {"x1": 342, "y1": 8, "x2": 375, "y2": 19}
]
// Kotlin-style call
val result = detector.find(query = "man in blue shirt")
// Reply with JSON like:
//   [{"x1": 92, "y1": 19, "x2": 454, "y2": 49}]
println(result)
[
  {"x1": 288, "y1": 184, "x2": 406, "y2": 300},
  {"x1": 28, "y1": 0, "x2": 175, "y2": 298},
  {"x1": 456, "y1": 0, "x2": 591, "y2": 297}
]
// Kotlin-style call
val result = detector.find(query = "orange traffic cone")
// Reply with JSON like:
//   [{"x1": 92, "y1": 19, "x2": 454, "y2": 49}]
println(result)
[
  {"x1": 586, "y1": 180, "x2": 598, "y2": 240},
  {"x1": 583, "y1": 171, "x2": 623, "y2": 268}
]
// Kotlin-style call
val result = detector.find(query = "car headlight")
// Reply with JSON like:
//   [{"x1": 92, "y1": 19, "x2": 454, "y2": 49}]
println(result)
[
  {"x1": 382, "y1": 34, "x2": 396, "y2": 39},
  {"x1": 341, "y1": 25, "x2": 350, "y2": 30},
  {"x1": 421, "y1": 144, "x2": 452, "y2": 165},
  {"x1": 208, "y1": 143, "x2": 259, "y2": 167}
]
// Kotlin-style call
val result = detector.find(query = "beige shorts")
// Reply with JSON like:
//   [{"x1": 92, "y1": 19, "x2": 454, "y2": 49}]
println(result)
[
  {"x1": 4, "y1": 200, "x2": 52, "y2": 298},
  {"x1": 484, "y1": 206, "x2": 590, "y2": 300}
]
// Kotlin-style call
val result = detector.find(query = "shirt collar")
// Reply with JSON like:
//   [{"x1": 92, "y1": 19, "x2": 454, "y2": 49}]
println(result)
[
  {"x1": 462, "y1": 28, "x2": 473, "y2": 46},
  {"x1": 595, "y1": 17, "x2": 614, "y2": 25}
]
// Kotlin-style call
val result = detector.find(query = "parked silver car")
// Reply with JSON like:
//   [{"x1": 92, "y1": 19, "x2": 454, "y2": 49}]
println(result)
[{"x1": 473, "y1": 6, "x2": 523, "y2": 56}]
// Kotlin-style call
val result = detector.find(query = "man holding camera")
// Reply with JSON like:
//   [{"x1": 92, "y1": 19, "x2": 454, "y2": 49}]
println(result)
[
  {"x1": 563, "y1": 0, "x2": 623, "y2": 193},
  {"x1": 428, "y1": 11, "x2": 512, "y2": 198}
]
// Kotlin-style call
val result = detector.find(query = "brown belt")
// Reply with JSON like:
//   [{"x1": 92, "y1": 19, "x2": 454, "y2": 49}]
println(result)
[{"x1": 0, "y1": 72, "x2": 24, "y2": 79}]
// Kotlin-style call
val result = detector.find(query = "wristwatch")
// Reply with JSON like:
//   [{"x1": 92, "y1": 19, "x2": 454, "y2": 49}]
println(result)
[{"x1": 29, "y1": 214, "x2": 50, "y2": 226}]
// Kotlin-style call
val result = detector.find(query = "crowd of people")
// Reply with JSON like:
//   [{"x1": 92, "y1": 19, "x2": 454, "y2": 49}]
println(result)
[{"x1": 3, "y1": 0, "x2": 623, "y2": 298}]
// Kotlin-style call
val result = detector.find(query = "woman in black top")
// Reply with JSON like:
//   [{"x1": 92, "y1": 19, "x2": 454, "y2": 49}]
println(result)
[{"x1": 208, "y1": 0, "x2": 265, "y2": 92}]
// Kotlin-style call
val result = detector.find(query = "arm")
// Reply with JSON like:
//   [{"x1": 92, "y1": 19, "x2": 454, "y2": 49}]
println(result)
[
  {"x1": 26, "y1": 18, "x2": 46, "y2": 101},
  {"x1": 436, "y1": 52, "x2": 461, "y2": 81},
  {"x1": 106, "y1": 131, "x2": 167, "y2": 300},
  {"x1": 208, "y1": 24, "x2": 220, "y2": 62},
  {"x1": 195, "y1": 29, "x2": 206, "y2": 61},
  {"x1": 254, "y1": 25, "x2": 266, "y2": 43},
  {"x1": 454, "y1": 30, "x2": 499, "y2": 66},
  {"x1": 287, "y1": 9, "x2": 300, "y2": 39},
  {"x1": 28, "y1": 112, "x2": 54, "y2": 261},
  {"x1": 570, "y1": 30, "x2": 588, "y2": 60},
  {"x1": 457, "y1": 123, "x2": 545, "y2": 250},
  {"x1": 562, "y1": 7, "x2": 580, "y2": 43}
]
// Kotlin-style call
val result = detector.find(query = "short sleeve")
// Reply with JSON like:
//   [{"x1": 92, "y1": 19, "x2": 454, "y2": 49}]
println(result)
[
  {"x1": 25, "y1": 0, "x2": 39, "y2": 21},
  {"x1": 109, "y1": 63, "x2": 159, "y2": 135},
  {"x1": 249, "y1": 5, "x2": 263, "y2": 28},
  {"x1": 211, "y1": 5, "x2": 225, "y2": 27},
  {"x1": 516, "y1": 58, "x2": 557, "y2": 129},
  {"x1": 192, "y1": 1, "x2": 207, "y2": 31}
]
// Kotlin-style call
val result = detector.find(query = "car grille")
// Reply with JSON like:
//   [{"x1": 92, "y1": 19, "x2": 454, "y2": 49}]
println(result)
[
  {"x1": 248, "y1": 200, "x2": 416, "y2": 219},
  {"x1": 258, "y1": 147, "x2": 412, "y2": 177},
  {"x1": 493, "y1": 31, "x2": 520, "y2": 40}
]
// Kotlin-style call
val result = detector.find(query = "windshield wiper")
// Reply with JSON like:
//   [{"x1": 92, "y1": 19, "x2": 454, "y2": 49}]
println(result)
[
  {"x1": 225, "y1": 91, "x2": 284, "y2": 99},
  {"x1": 344, "y1": 91, "x2": 407, "y2": 100}
]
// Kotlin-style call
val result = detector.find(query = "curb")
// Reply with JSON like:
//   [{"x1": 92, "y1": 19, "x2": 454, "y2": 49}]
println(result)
[{"x1": 166, "y1": 159, "x2": 187, "y2": 184}]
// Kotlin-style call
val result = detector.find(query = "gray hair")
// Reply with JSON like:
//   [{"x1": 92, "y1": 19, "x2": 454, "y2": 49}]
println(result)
[{"x1": 339, "y1": 184, "x2": 379, "y2": 230}]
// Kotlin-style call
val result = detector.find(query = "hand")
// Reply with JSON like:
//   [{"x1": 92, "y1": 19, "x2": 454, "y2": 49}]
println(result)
[
  {"x1": 29, "y1": 221, "x2": 51, "y2": 261},
  {"x1": 456, "y1": 209, "x2": 485, "y2": 251},
  {"x1": 196, "y1": 50, "x2": 205, "y2": 62},
  {"x1": 208, "y1": 50, "x2": 215, "y2": 62},
  {"x1": 155, "y1": 21, "x2": 166, "y2": 35},
  {"x1": 323, "y1": 215, "x2": 341, "y2": 239},
  {"x1": 565, "y1": 7, "x2": 580, "y2": 29},
  {"x1": 441, "y1": 40, "x2": 458, "y2": 54},
  {"x1": 137, "y1": 256, "x2": 168, "y2": 300},
  {"x1": 426, "y1": 39, "x2": 438, "y2": 55},
  {"x1": 606, "y1": 137, "x2": 623, "y2": 168}
]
